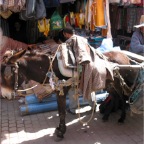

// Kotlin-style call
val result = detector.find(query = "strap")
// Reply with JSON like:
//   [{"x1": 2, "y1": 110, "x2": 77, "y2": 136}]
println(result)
[{"x1": 42, "y1": 45, "x2": 61, "y2": 85}]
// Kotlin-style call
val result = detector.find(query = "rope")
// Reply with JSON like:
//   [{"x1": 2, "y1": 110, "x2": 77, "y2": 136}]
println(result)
[
  {"x1": 77, "y1": 96, "x2": 96, "y2": 125},
  {"x1": 17, "y1": 84, "x2": 38, "y2": 92},
  {"x1": 113, "y1": 67, "x2": 132, "y2": 95},
  {"x1": 42, "y1": 45, "x2": 61, "y2": 85}
]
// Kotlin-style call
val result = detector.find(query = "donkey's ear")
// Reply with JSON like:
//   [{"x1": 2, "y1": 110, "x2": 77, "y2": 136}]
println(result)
[{"x1": 7, "y1": 49, "x2": 26, "y2": 64}]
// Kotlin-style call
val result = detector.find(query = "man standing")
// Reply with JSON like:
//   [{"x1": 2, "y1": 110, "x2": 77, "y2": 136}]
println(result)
[{"x1": 129, "y1": 15, "x2": 144, "y2": 56}]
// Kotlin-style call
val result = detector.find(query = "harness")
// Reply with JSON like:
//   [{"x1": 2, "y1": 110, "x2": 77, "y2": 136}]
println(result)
[{"x1": 2, "y1": 45, "x2": 79, "y2": 100}]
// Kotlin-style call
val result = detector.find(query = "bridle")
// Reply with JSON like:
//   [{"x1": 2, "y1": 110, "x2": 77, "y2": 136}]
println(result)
[
  {"x1": 2, "y1": 62, "x2": 38, "y2": 99},
  {"x1": 12, "y1": 62, "x2": 19, "y2": 98},
  {"x1": 2, "y1": 62, "x2": 19, "y2": 99}
]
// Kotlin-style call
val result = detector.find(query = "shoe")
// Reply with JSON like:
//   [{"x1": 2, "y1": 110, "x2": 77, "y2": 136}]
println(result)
[{"x1": 67, "y1": 109, "x2": 76, "y2": 115}]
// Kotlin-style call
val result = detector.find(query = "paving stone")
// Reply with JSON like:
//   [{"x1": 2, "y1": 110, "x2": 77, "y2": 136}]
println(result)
[
  {"x1": 2, "y1": 127, "x2": 9, "y2": 131},
  {"x1": 9, "y1": 123, "x2": 16, "y2": 128},
  {"x1": 0, "y1": 99, "x2": 144, "y2": 144},
  {"x1": 9, "y1": 120, "x2": 16, "y2": 124},
  {"x1": 1, "y1": 123, "x2": 8, "y2": 127},
  {"x1": 23, "y1": 120, "x2": 32, "y2": 125},
  {"x1": 2, "y1": 113, "x2": 8, "y2": 116},
  {"x1": 16, "y1": 120, "x2": 24, "y2": 124},
  {"x1": 9, "y1": 127, "x2": 17, "y2": 132},
  {"x1": 17, "y1": 123, "x2": 24, "y2": 128},
  {"x1": 17, "y1": 127, "x2": 25, "y2": 132}
]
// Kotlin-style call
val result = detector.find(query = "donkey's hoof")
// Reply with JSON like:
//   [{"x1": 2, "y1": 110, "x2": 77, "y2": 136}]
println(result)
[
  {"x1": 54, "y1": 127, "x2": 64, "y2": 141},
  {"x1": 54, "y1": 134, "x2": 64, "y2": 142}
]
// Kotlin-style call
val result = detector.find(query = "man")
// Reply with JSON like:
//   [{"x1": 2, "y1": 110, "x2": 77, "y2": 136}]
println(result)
[
  {"x1": 63, "y1": 27, "x2": 75, "y2": 40},
  {"x1": 129, "y1": 15, "x2": 144, "y2": 56}
]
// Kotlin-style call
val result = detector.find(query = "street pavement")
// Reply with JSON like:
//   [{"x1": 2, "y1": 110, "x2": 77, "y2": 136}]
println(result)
[{"x1": 0, "y1": 98, "x2": 143, "y2": 144}]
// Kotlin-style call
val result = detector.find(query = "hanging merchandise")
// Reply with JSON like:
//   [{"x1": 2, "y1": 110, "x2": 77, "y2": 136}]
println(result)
[
  {"x1": 134, "y1": 0, "x2": 144, "y2": 6},
  {"x1": 43, "y1": 0, "x2": 60, "y2": 7},
  {"x1": 90, "y1": 0, "x2": 106, "y2": 31},
  {"x1": 50, "y1": 10, "x2": 63, "y2": 31},
  {"x1": 75, "y1": 0, "x2": 81, "y2": 13},
  {"x1": 20, "y1": 0, "x2": 46, "y2": 21},
  {"x1": 63, "y1": 14, "x2": 70, "y2": 27},
  {"x1": 75, "y1": 13, "x2": 80, "y2": 28},
  {"x1": 109, "y1": 0, "x2": 120, "y2": 3},
  {"x1": 8, "y1": 0, "x2": 26, "y2": 13},
  {"x1": 79, "y1": 12, "x2": 85, "y2": 29},
  {"x1": 59, "y1": 0, "x2": 76, "y2": 3},
  {"x1": 78, "y1": 0, "x2": 85, "y2": 29},
  {"x1": 102, "y1": 29, "x2": 107, "y2": 37},
  {"x1": 80, "y1": 0, "x2": 86, "y2": 13},
  {"x1": 0, "y1": 0, "x2": 3, "y2": 6},
  {"x1": 85, "y1": 0, "x2": 93, "y2": 30},
  {"x1": 130, "y1": 0, "x2": 141, "y2": 4},
  {"x1": 0, "y1": 10, "x2": 12, "y2": 19},
  {"x1": 38, "y1": 18, "x2": 50, "y2": 37},
  {"x1": 0, "y1": 0, "x2": 26, "y2": 13},
  {"x1": 70, "y1": 12, "x2": 75, "y2": 26}
]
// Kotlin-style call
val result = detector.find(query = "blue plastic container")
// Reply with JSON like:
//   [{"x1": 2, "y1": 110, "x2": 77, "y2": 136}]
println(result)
[
  {"x1": 25, "y1": 92, "x2": 108, "y2": 105},
  {"x1": 20, "y1": 97, "x2": 88, "y2": 116},
  {"x1": 25, "y1": 93, "x2": 57, "y2": 104}
]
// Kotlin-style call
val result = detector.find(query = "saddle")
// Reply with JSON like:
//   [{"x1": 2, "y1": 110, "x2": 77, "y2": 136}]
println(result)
[{"x1": 57, "y1": 43, "x2": 78, "y2": 78}]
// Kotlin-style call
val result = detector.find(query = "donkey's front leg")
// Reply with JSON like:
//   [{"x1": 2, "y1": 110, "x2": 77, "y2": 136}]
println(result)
[{"x1": 55, "y1": 90, "x2": 67, "y2": 141}]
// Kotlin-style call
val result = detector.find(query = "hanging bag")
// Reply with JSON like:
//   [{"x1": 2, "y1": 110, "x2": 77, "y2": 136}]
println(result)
[
  {"x1": 50, "y1": 10, "x2": 63, "y2": 31},
  {"x1": 35, "y1": 0, "x2": 46, "y2": 19},
  {"x1": 38, "y1": 18, "x2": 50, "y2": 36},
  {"x1": 20, "y1": 0, "x2": 46, "y2": 20},
  {"x1": 19, "y1": 0, "x2": 36, "y2": 20}
]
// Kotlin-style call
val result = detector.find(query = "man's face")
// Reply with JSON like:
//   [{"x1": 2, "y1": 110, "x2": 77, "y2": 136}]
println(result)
[{"x1": 63, "y1": 32, "x2": 70, "y2": 40}]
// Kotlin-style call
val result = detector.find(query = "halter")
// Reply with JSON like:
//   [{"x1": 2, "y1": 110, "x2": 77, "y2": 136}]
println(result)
[
  {"x1": 12, "y1": 62, "x2": 19, "y2": 99},
  {"x1": 2, "y1": 62, "x2": 19, "y2": 99}
]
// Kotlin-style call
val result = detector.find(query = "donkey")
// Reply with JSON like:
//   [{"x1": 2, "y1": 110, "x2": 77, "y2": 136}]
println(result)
[{"x1": 1, "y1": 48, "x2": 136, "y2": 140}]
